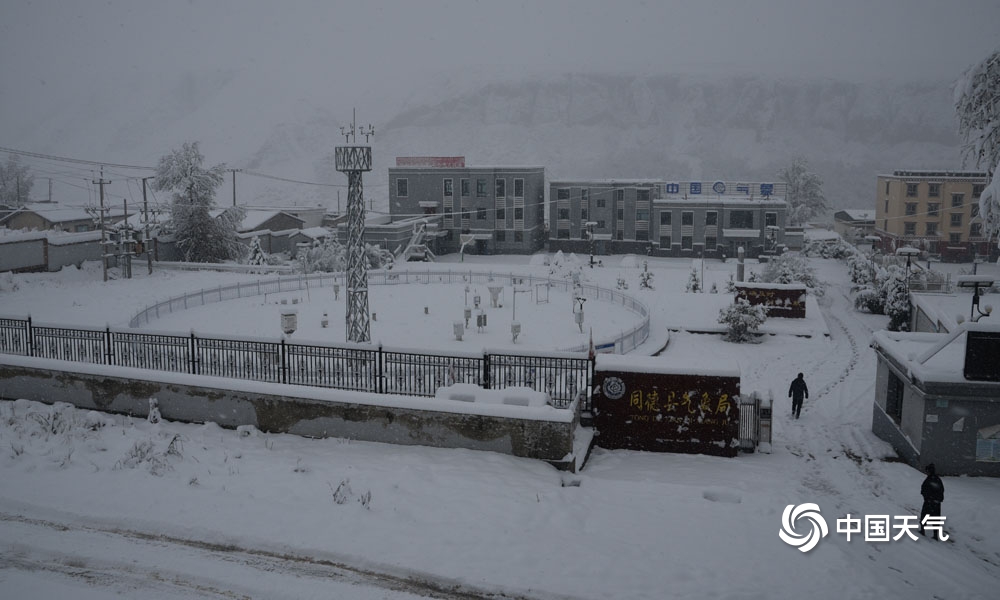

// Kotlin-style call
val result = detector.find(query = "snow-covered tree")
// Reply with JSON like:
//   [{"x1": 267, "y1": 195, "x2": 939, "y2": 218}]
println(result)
[
  {"x1": 718, "y1": 298, "x2": 768, "y2": 343},
  {"x1": 0, "y1": 154, "x2": 34, "y2": 207},
  {"x1": 154, "y1": 142, "x2": 243, "y2": 263},
  {"x1": 685, "y1": 268, "x2": 701, "y2": 293},
  {"x1": 955, "y1": 50, "x2": 1000, "y2": 253},
  {"x1": 847, "y1": 252, "x2": 874, "y2": 287},
  {"x1": 779, "y1": 157, "x2": 828, "y2": 225},
  {"x1": 639, "y1": 269, "x2": 654, "y2": 290},
  {"x1": 725, "y1": 274, "x2": 737, "y2": 293},
  {"x1": 246, "y1": 236, "x2": 268, "y2": 267},
  {"x1": 881, "y1": 266, "x2": 910, "y2": 331},
  {"x1": 299, "y1": 237, "x2": 346, "y2": 273}
]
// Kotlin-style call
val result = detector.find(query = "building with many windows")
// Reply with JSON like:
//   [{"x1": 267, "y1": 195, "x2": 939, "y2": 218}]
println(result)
[
  {"x1": 388, "y1": 157, "x2": 546, "y2": 255},
  {"x1": 874, "y1": 170, "x2": 993, "y2": 261},
  {"x1": 548, "y1": 180, "x2": 788, "y2": 258}
]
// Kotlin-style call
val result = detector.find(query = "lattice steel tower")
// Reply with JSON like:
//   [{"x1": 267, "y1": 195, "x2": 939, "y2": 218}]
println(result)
[{"x1": 335, "y1": 111, "x2": 375, "y2": 343}]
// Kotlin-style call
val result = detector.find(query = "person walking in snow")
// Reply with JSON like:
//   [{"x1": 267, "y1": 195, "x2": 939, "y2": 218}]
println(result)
[
  {"x1": 919, "y1": 463, "x2": 945, "y2": 539},
  {"x1": 788, "y1": 372, "x2": 808, "y2": 419}
]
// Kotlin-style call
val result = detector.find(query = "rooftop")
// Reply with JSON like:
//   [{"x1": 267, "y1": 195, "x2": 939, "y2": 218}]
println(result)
[
  {"x1": 881, "y1": 170, "x2": 987, "y2": 180},
  {"x1": 872, "y1": 322, "x2": 1000, "y2": 389}
]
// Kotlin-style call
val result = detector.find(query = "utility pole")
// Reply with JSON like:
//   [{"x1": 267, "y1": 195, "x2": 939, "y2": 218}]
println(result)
[
  {"x1": 123, "y1": 198, "x2": 132, "y2": 279},
  {"x1": 92, "y1": 169, "x2": 111, "y2": 282},
  {"x1": 228, "y1": 168, "x2": 242, "y2": 206},
  {"x1": 142, "y1": 177, "x2": 154, "y2": 275},
  {"x1": 337, "y1": 190, "x2": 341, "y2": 214}
]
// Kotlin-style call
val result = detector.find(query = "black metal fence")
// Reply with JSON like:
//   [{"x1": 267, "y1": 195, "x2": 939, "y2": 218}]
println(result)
[
  {"x1": 738, "y1": 393, "x2": 761, "y2": 452},
  {"x1": 0, "y1": 316, "x2": 593, "y2": 408}
]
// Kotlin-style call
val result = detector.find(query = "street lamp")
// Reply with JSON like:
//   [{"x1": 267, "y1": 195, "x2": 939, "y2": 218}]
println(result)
[
  {"x1": 895, "y1": 246, "x2": 920, "y2": 294},
  {"x1": 956, "y1": 275, "x2": 995, "y2": 323}
]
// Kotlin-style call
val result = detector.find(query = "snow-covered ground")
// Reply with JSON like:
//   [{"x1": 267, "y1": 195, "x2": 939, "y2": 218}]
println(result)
[{"x1": 2, "y1": 254, "x2": 1000, "y2": 599}]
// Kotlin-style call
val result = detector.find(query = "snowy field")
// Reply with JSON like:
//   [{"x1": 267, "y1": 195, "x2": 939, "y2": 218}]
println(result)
[{"x1": 2, "y1": 253, "x2": 1000, "y2": 599}]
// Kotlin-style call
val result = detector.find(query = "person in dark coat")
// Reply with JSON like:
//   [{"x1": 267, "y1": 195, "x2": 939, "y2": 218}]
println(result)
[
  {"x1": 788, "y1": 372, "x2": 808, "y2": 419},
  {"x1": 919, "y1": 463, "x2": 945, "y2": 539}
]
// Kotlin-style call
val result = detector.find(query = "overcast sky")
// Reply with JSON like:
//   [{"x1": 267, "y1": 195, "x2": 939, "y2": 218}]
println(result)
[{"x1": 2, "y1": 0, "x2": 998, "y2": 95}]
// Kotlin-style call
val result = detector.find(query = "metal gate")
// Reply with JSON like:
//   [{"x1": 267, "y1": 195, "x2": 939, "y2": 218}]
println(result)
[{"x1": 739, "y1": 393, "x2": 761, "y2": 452}]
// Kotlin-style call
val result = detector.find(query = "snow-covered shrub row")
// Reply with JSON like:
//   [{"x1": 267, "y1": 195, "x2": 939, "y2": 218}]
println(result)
[{"x1": 759, "y1": 255, "x2": 823, "y2": 294}]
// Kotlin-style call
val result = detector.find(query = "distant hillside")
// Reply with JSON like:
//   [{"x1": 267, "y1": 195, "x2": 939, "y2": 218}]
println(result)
[{"x1": 6, "y1": 71, "x2": 964, "y2": 216}]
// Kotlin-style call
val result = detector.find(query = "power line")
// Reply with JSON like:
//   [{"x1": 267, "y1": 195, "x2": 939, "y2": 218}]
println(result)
[{"x1": 0, "y1": 146, "x2": 155, "y2": 171}]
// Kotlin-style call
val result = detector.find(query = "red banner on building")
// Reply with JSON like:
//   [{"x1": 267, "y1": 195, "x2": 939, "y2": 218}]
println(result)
[{"x1": 395, "y1": 156, "x2": 466, "y2": 168}]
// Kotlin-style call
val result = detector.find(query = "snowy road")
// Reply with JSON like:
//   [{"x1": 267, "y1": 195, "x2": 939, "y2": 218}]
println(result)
[{"x1": 0, "y1": 509, "x2": 558, "y2": 600}]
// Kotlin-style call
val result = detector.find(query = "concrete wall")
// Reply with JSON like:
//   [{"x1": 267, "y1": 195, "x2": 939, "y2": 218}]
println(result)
[
  {"x1": 0, "y1": 359, "x2": 578, "y2": 468},
  {"x1": 47, "y1": 238, "x2": 104, "y2": 270},
  {"x1": 0, "y1": 237, "x2": 46, "y2": 272}
]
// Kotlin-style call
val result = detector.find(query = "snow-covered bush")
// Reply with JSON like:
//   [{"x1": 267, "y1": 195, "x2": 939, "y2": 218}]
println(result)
[
  {"x1": 718, "y1": 298, "x2": 768, "y2": 343},
  {"x1": 299, "y1": 238, "x2": 346, "y2": 273},
  {"x1": 802, "y1": 238, "x2": 852, "y2": 259},
  {"x1": 847, "y1": 253, "x2": 875, "y2": 286},
  {"x1": 760, "y1": 254, "x2": 823, "y2": 294},
  {"x1": 853, "y1": 287, "x2": 884, "y2": 314},
  {"x1": 246, "y1": 236, "x2": 268, "y2": 267},
  {"x1": 725, "y1": 274, "x2": 737, "y2": 293}
]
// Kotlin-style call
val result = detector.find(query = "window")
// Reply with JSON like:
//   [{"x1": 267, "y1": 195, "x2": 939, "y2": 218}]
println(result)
[
  {"x1": 444, "y1": 178, "x2": 453, "y2": 197},
  {"x1": 950, "y1": 213, "x2": 962, "y2": 227},
  {"x1": 682, "y1": 211, "x2": 693, "y2": 226},
  {"x1": 706, "y1": 211, "x2": 718, "y2": 226},
  {"x1": 927, "y1": 203, "x2": 939, "y2": 216},
  {"x1": 495, "y1": 230, "x2": 505, "y2": 242},
  {"x1": 557, "y1": 229, "x2": 570, "y2": 239},
  {"x1": 637, "y1": 189, "x2": 651, "y2": 202},
  {"x1": 705, "y1": 236, "x2": 717, "y2": 249},
  {"x1": 557, "y1": 188, "x2": 570, "y2": 201},
  {"x1": 928, "y1": 183, "x2": 940, "y2": 197},
  {"x1": 660, "y1": 211, "x2": 672, "y2": 225},
  {"x1": 971, "y1": 223, "x2": 983, "y2": 237},
  {"x1": 681, "y1": 236, "x2": 693, "y2": 250},
  {"x1": 764, "y1": 212, "x2": 777, "y2": 228},
  {"x1": 476, "y1": 179, "x2": 487, "y2": 197},
  {"x1": 496, "y1": 208, "x2": 505, "y2": 221},
  {"x1": 636, "y1": 209, "x2": 649, "y2": 222},
  {"x1": 581, "y1": 208, "x2": 588, "y2": 221},
  {"x1": 884, "y1": 200, "x2": 889, "y2": 212},
  {"x1": 886, "y1": 372, "x2": 904, "y2": 423},
  {"x1": 905, "y1": 203, "x2": 917, "y2": 216},
  {"x1": 514, "y1": 179, "x2": 524, "y2": 198},
  {"x1": 581, "y1": 188, "x2": 589, "y2": 203},
  {"x1": 558, "y1": 208, "x2": 570, "y2": 220},
  {"x1": 596, "y1": 197, "x2": 606, "y2": 208},
  {"x1": 906, "y1": 183, "x2": 918, "y2": 197},
  {"x1": 476, "y1": 208, "x2": 487, "y2": 220},
  {"x1": 617, "y1": 207, "x2": 624, "y2": 220},
  {"x1": 495, "y1": 179, "x2": 506, "y2": 198},
  {"x1": 885, "y1": 181, "x2": 890, "y2": 195},
  {"x1": 616, "y1": 230, "x2": 624, "y2": 241},
  {"x1": 972, "y1": 183, "x2": 985, "y2": 198},
  {"x1": 613, "y1": 189, "x2": 624, "y2": 203},
  {"x1": 514, "y1": 231, "x2": 523, "y2": 242},
  {"x1": 597, "y1": 219, "x2": 606, "y2": 229},
  {"x1": 635, "y1": 230, "x2": 648, "y2": 241},
  {"x1": 396, "y1": 178, "x2": 408, "y2": 197},
  {"x1": 74, "y1": 224, "x2": 90, "y2": 232},
  {"x1": 461, "y1": 179, "x2": 470, "y2": 197},
  {"x1": 951, "y1": 193, "x2": 964, "y2": 208},
  {"x1": 904, "y1": 222, "x2": 916, "y2": 236},
  {"x1": 514, "y1": 207, "x2": 523, "y2": 220},
  {"x1": 925, "y1": 222, "x2": 937, "y2": 236},
  {"x1": 950, "y1": 232, "x2": 961, "y2": 244},
  {"x1": 730, "y1": 210, "x2": 753, "y2": 228},
  {"x1": 659, "y1": 235, "x2": 671, "y2": 248}
]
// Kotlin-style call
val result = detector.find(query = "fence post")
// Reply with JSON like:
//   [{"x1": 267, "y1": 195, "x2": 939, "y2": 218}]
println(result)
[
  {"x1": 105, "y1": 326, "x2": 114, "y2": 365},
  {"x1": 189, "y1": 332, "x2": 198, "y2": 375},
  {"x1": 483, "y1": 352, "x2": 491, "y2": 389},
  {"x1": 377, "y1": 344, "x2": 384, "y2": 394},
  {"x1": 26, "y1": 315, "x2": 33, "y2": 357},
  {"x1": 280, "y1": 338, "x2": 288, "y2": 384}
]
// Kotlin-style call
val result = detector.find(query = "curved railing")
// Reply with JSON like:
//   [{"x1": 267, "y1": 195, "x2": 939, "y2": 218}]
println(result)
[{"x1": 129, "y1": 269, "x2": 650, "y2": 354}]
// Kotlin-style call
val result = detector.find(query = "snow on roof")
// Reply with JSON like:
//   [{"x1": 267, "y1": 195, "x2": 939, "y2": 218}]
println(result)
[
  {"x1": 596, "y1": 353, "x2": 740, "y2": 379},
  {"x1": 0, "y1": 227, "x2": 102, "y2": 244},
  {"x1": 880, "y1": 170, "x2": 987, "y2": 180},
  {"x1": 296, "y1": 227, "x2": 332, "y2": 239},
  {"x1": 722, "y1": 228, "x2": 761, "y2": 238},
  {"x1": 12, "y1": 203, "x2": 129, "y2": 224},
  {"x1": 735, "y1": 281, "x2": 807, "y2": 290},
  {"x1": 872, "y1": 322, "x2": 1000, "y2": 387},
  {"x1": 839, "y1": 209, "x2": 875, "y2": 221},
  {"x1": 551, "y1": 179, "x2": 664, "y2": 185},
  {"x1": 803, "y1": 228, "x2": 841, "y2": 241}
]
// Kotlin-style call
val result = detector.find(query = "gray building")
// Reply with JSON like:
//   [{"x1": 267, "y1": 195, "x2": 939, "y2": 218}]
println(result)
[
  {"x1": 549, "y1": 180, "x2": 788, "y2": 258},
  {"x1": 388, "y1": 157, "x2": 546, "y2": 255},
  {"x1": 872, "y1": 322, "x2": 1000, "y2": 476}
]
